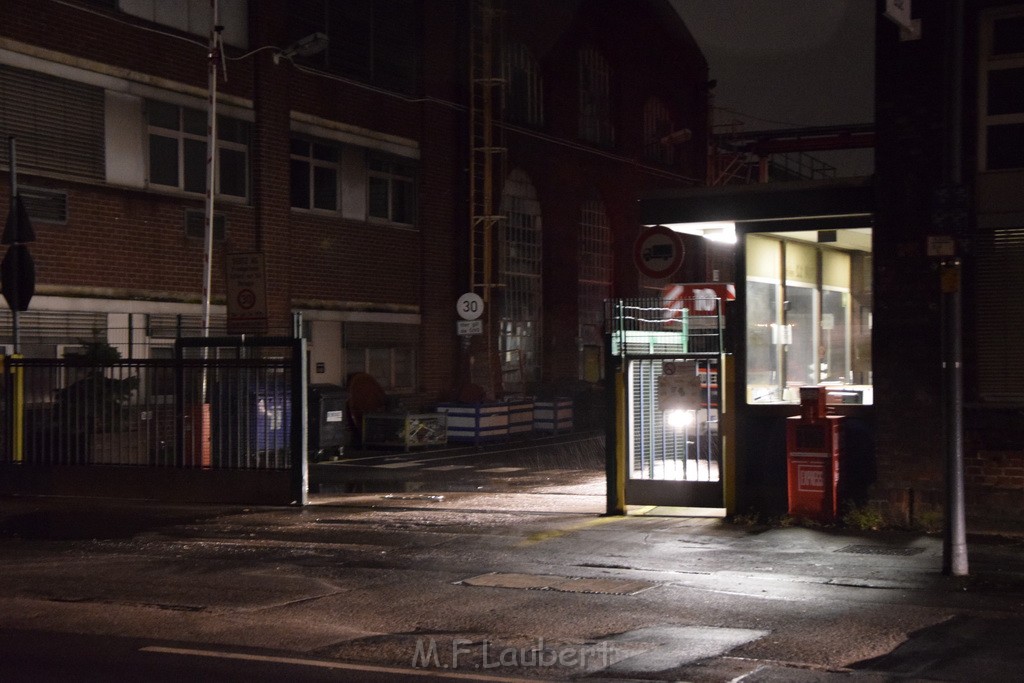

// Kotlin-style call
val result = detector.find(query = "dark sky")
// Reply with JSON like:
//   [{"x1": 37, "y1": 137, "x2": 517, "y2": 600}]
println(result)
[{"x1": 671, "y1": 0, "x2": 875, "y2": 175}]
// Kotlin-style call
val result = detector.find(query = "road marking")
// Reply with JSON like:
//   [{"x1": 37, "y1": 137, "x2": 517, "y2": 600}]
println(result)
[
  {"x1": 140, "y1": 646, "x2": 538, "y2": 682},
  {"x1": 519, "y1": 515, "x2": 623, "y2": 545}
]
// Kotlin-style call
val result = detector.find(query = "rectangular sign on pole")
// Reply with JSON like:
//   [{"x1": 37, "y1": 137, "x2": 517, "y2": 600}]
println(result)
[
  {"x1": 457, "y1": 320, "x2": 483, "y2": 336},
  {"x1": 225, "y1": 252, "x2": 269, "y2": 335}
]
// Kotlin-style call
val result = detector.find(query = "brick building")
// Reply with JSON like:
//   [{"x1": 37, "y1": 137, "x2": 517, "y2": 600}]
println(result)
[
  {"x1": 0, "y1": 1, "x2": 707, "y2": 412},
  {"x1": 874, "y1": 0, "x2": 1024, "y2": 529}
]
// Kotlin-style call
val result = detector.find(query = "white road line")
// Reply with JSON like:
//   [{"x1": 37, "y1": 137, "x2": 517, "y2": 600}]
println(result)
[{"x1": 139, "y1": 646, "x2": 541, "y2": 682}]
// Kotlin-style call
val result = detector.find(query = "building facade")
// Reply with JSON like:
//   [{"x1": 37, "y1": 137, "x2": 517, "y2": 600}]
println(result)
[
  {"x1": 875, "y1": 0, "x2": 1024, "y2": 528},
  {"x1": 0, "y1": 1, "x2": 707, "y2": 417}
]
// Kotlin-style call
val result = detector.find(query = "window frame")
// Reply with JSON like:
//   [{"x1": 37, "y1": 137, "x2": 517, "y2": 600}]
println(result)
[
  {"x1": 290, "y1": 136, "x2": 342, "y2": 213},
  {"x1": 978, "y1": 7, "x2": 1024, "y2": 172},
  {"x1": 366, "y1": 154, "x2": 417, "y2": 226},
  {"x1": 578, "y1": 46, "x2": 613, "y2": 145},
  {"x1": 744, "y1": 231, "x2": 872, "y2": 405},
  {"x1": 346, "y1": 346, "x2": 416, "y2": 393},
  {"x1": 145, "y1": 100, "x2": 250, "y2": 200},
  {"x1": 578, "y1": 198, "x2": 611, "y2": 381},
  {"x1": 500, "y1": 170, "x2": 543, "y2": 388},
  {"x1": 642, "y1": 97, "x2": 675, "y2": 165},
  {"x1": 503, "y1": 42, "x2": 544, "y2": 126}
]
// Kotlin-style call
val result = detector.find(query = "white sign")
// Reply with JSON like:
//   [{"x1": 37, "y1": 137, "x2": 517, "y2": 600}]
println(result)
[
  {"x1": 633, "y1": 225, "x2": 684, "y2": 280},
  {"x1": 225, "y1": 252, "x2": 268, "y2": 334},
  {"x1": 657, "y1": 361, "x2": 703, "y2": 409},
  {"x1": 456, "y1": 292, "x2": 484, "y2": 320},
  {"x1": 457, "y1": 319, "x2": 483, "y2": 336}
]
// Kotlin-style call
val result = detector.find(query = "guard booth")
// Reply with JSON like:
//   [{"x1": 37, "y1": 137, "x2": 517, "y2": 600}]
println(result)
[
  {"x1": 637, "y1": 178, "x2": 876, "y2": 517},
  {"x1": 605, "y1": 294, "x2": 733, "y2": 514}
]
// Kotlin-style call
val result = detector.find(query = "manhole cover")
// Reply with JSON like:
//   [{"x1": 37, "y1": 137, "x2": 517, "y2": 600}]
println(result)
[{"x1": 836, "y1": 545, "x2": 925, "y2": 556}]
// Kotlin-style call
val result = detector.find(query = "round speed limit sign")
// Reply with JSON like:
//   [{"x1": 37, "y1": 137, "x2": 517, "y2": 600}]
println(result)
[{"x1": 456, "y1": 292, "x2": 484, "y2": 321}]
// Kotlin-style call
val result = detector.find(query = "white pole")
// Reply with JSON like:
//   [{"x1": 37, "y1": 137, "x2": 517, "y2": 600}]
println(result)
[{"x1": 202, "y1": 0, "x2": 220, "y2": 342}]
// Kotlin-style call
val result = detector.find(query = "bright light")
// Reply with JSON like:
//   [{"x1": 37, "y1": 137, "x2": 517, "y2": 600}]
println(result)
[
  {"x1": 653, "y1": 221, "x2": 737, "y2": 244},
  {"x1": 665, "y1": 409, "x2": 696, "y2": 430}
]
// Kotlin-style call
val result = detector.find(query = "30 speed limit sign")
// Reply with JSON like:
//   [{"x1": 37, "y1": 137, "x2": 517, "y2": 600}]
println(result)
[{"x1": 456, "y1": 292, "x2": 483, "y2": 320}]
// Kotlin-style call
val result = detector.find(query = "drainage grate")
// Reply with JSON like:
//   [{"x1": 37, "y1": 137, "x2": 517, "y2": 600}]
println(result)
[{"x1": 836, "y1": 545, "x2": 925, "y2": 556}]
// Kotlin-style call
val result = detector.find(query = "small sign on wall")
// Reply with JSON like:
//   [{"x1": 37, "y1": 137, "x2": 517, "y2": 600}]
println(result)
[{"x1": 225, "y1": 252, "x2": 268, "y2": 335}]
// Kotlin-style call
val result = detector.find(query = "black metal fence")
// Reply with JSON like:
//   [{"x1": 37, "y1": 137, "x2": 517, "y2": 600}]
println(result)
[{"x1": 1, "y1": 337, "x2": 306, "y2": 477}]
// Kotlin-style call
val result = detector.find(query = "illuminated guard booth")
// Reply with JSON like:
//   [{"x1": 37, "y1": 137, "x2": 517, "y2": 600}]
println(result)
[{"x1": 608, "y1": 178, "x2": 874, "y2": 517}]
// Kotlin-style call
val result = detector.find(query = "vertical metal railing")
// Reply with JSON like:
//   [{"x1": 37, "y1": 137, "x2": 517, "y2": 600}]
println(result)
[{"x1": 1, "y1": 351, "x2": 303, "y2": 475}]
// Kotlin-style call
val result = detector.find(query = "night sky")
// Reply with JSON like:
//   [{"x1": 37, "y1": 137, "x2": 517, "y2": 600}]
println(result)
[{"x1": 671, "y1": 0, "x2": 875, "y2": 176}]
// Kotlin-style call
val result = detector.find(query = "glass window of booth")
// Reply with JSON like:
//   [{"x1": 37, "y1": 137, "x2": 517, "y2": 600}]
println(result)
[{"x1": 745, "y1": 229, "x2": 872, "y2": 405}]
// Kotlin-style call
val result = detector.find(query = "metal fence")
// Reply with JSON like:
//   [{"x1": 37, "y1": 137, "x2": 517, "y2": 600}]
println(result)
[
  {"x1": 1, "y1": 339, "x2": 304, "y2": 472},
  {"x1": 606, "y1": 297, "x2": 724, "y2": 357}
]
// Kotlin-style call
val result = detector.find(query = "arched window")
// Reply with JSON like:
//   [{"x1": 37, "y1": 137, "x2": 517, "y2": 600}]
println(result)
[
  {"x1": 642, "y1": 97, "x2": 675, "y2": 165},
  {"x1": 503, "y1": 42, "x2": 544, "y2": 126},
  {"x1": 500, "y1": 169, "x2": 543, "y2": 390},
  {"x1": 578, "y1": 196, "x2": 611, "y2": 382},
  {"x1": 579, "y1": 46, "x2": 613, "y2": 144}
]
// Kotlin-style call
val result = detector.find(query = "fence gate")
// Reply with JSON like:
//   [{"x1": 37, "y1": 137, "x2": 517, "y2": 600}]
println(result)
[{"x1": 607, "y1": 297, "x2": 726, "y2": 511}]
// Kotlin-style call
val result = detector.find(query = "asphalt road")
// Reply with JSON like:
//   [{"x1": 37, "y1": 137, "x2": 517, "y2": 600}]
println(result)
[{"x1": 1, "y1": 447, "x2": 1024, "y2": 681}]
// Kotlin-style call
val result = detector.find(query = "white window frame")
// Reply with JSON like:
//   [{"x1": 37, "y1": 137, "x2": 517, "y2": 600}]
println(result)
[
  {"x1": 146, "y1": 100, "x2": 249, "y2": 200},
  {"x1": 500, "y1": 170, "x2": 543, "y2": 387},
  {"x1": 578, "y1": 198, "x2": 611, "y2": 381},
  {"x1": 367, "y1": 154, "x2": 416, "y2": 226},
  {"x1": 290, "y1": 137, "x2": 342, "y2": 212}
]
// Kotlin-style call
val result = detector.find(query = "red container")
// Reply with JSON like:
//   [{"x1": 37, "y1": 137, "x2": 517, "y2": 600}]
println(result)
[{"x1": 786, "y1": 413, "x2": 842, "y2": 522}]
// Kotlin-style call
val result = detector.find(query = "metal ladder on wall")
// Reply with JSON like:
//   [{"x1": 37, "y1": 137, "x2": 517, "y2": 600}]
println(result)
[{"x1": 468, "y1": 0, "x2": 507, "y2": 397}]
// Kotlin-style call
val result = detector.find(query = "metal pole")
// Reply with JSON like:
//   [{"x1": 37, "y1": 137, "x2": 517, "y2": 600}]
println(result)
[
  {"x1": 200, "y1": 0, "x2": 221, "y2": 406},
  {"x1": 202, "y1": 0, "x2": 220, "y2": 343},
  {"x1": 8, "y1": 137, "x2": 18, "y2": 354},
  {"x1": 943, "y1": 0, "x2": 968, "y2": 577}
]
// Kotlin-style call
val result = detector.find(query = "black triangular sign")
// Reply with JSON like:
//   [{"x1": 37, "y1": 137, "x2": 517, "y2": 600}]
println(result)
[
  {"x1": 1, "y1": 244, "x2": 35, "y2": 312},
  {"x1": 2, "y1": 195, "x2": 36, "y2": 244}
]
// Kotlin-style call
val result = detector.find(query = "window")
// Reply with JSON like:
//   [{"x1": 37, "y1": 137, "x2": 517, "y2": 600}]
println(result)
[
  {"x1": 579, "y1": 46, "x2": 613, "y2": 145},
  {"x1": 0, "y1": 65, "x2": 104, "y2": 180},
  {"x1": 290, "y1": 138, "x2": 341, "y2": 211},
  {"x1": 975, "y1": 227, "x2": 1024, "y2": 402},
  {"x1": 118, "y1": 0, "x2": 249, "y2": 48},
  {"x1": 500, "y1": 170, "x2": 543, "y2": 390},
  {"x1": 642, "y1": 97, "x2": 675, "y2": 165},
  {"x1": 578, "y1": 198, "x2": 611, "y2": 382},
  {"x1": 146, "y1": 100, "x2": 249, "y2": 199},
  {"x1": 745, "y1": 230, "x2": 872, "y2": 405},
  {"x1": 503, "y1": 43, "x2": 544, "y2": 126},
  {"x1": 292, "y1": 0, "x2": 420, "y2": 94},
  {"x1": 367, "y1": 155, "x2": 416, "y2": 225},
  {"x1": 979, "y1": 8, "x2": 1024, "y2": 171},
  {"x1": 343, "y1": 322, "x2": 417, "y2": 392}
]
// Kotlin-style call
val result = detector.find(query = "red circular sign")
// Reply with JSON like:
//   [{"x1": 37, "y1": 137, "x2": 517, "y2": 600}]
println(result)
[
  {"x1": 237, "y1": 288, "x2": 256, "y2": 310},
  {"x1": 633, "y1": 225, "x2": 684, "y2": 279}
]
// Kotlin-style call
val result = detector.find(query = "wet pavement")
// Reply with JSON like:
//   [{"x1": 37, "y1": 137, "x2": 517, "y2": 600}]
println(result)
[{"x1": 1, "y1": 435, "x2": 1023, "y2": 681}]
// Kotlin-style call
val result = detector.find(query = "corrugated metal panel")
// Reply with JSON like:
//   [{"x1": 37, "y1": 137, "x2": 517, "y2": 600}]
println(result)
[
  {"x1": 976, "y1": 228, "x2": 1024, "y2": 402},
  {"x1": 147, "y1": 314, "x2": 227, "y2": 339},
  {"x1": 0, "y1": 65, "x2": 104, "y2": 179},
  {"x1": 0, "y1": 311, "x2": 106, "y2": 342}
]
